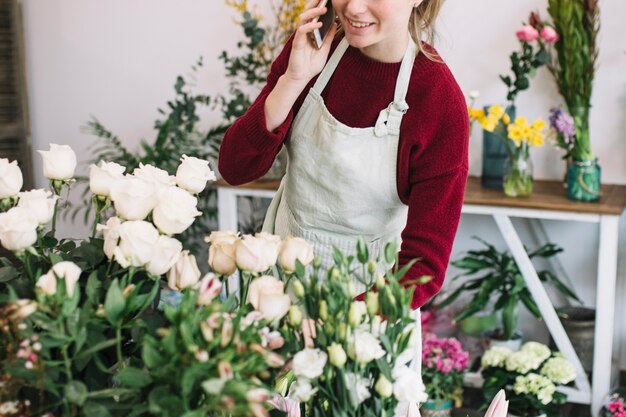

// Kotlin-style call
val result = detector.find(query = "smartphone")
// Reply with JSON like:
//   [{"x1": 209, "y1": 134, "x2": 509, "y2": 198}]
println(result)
[{"x1": 310, "y1": 0, "x2": 335, "y2": 49}]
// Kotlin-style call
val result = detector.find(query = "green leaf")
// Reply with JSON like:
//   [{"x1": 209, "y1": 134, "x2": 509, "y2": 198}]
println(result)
[
  {"x1": 332, "y1": 246, "x2": 344, "y2": 266},
  {"x1": 83, "y1": 402, "x2": 112, "y2": 417},
  {"x1": 65, "y1": 380, "x2": 88, "y2": 406},
  {"x1": 104, "y1": 279, "x2": 125, "y2": 324},
  {"x1": 384, "y1": 242, "x2": 397, "y2": 264},
  {"x1": 0, "y1": 266, "x2": 19, "y2": 282},
  {"x1": 142, "y1": 341, "x2": 164, "y2": 368},
  {"x1": 114, "y1": 366, "x2": 153, "y2": 388},
  {"x1": 295, "y1": 259, "x2": 305, "y2": 279},
  {"x1": 86, "y1": 271, "x2": 102, "y2": 304},
  {"x1": 356, "y1": 237, "x2": 368, "y2": 264},
  {"x1": 502, "y1": 295, "x2": 519, "y2": 340},
  {"x1": 202, "y1": 378, "x2": 226, "y2": 395}
]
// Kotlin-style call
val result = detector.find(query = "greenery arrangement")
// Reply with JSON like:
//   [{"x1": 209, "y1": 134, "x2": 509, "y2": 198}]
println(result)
[
  {"x1": 437, "y1": 238, "x2": 580, "y2": 340},
  {"x1": 481, "y1": 342, "x2": 576, "y2": 417}
]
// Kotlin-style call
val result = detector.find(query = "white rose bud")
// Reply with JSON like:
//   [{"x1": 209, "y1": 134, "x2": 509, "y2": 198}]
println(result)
[
  {"x1": 132, "y1": 163, "x2": 176, "y2": 191},
  {"x1": 278, "y1": 236, "x2": 314, "y2": 273},
  {"x1": 175, "y1": 155, "x2": 216, "y2": 194},
  {"x1": 17, "y1": 189, "x2": 58, "y2": 225},
  {"x1": 50, "y1": 261, "x2": 82, "y2": 296},
  {"x1": 366, "y1": 292, "x2": 379, "y2": 316},
  {"x1": 89, "y1": 161, "x2": 126, "y2": 197},
  {"x1": 348, "y1": 328, "x2": 385, "y2": 364},
  {"x1": 152, "y1": 187, "x2": 201, "y2": 235},
  {"x1": 36, "y1": 272, "x2": 57, "y2": 295},
  {"x1": 328, "y1": 343, "x2": 347, "y2": 368},
  {"x1": 469, "y1": 90, "x2": 480, "y2": 99},
  {"x1": 348, "y1": 301, "x2": 367, "y2": 328},
  {"x1": 167, "y1": 250, "x2": 201, "y2": 290},
  {"x1": 0, "y1": 206, "x2": 38, "y2": 251},
  {"x1": 289, "y1": 378, "x2": 317, "y2": 402},
  {"x1": 145, "y1": 235, "x2": 182, "y2": 276},
  {"x1": 37, "y1": 144, "x2": 77, "y2": 180},
  {"x1": 208, "y1": 241, "x2": 237, "y2": 276},
  {"x1": 96, "y1": 216, "x2": 122, "y2": 259},
  {"x1": 235, "y1": 235, "x2": 278, "y2": 273},
  {"x1": 112, "y1": 220, "x2": 159, "y2": 268},
  {"x1": 374, "y1": 375, "x2": 393, "y2": 398},
  {"x1": 288, "y1": 305, "x2": 303, "y2": 327},
  {"x1": 0, "y1": 158, "x2": 23, "y2": 198},
  {"x1": 247, "y1": 275, "x2": 291, "y2": 321},
  {"x1": 110, "y1": 175, "x2": 158, "y2": 220},
  {"x1": 196, "y1": 273, "x2": 222, "y2": 305},
  {"x1": 292, "y1": 348, "x2": 328, "y2": 379},
  {"x1": 204, "y1": 230, "x2": 239, "y2": 245}
]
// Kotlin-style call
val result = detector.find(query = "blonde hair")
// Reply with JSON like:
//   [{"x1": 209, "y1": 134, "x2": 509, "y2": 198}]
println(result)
[{"x1": 409, "y1": 0, "x2": 444, "y2": 62}]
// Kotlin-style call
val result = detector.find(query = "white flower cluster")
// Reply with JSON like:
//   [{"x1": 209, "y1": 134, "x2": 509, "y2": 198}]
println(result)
[
  {"x1": 481, "y1": 346, "x2": 512, "y2": 368},
  {"x1": 513, "y1": 373, "x2": 556, "y2": 404},
  {"x1": 540, "y1": 357, "x2": 576, "y2": 385},
  {"x1": 505, "y1": 350, "x2": 543, "y2": 374}
]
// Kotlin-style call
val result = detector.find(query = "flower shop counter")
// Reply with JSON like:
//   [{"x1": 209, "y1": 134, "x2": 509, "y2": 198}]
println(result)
[{"x1": 215, "y1": 176, "x2": 626, "y2": 416}]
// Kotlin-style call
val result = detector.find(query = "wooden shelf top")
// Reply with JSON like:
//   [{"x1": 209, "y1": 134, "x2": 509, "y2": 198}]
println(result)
[{"x1": 214, "y1": 176, "x2": 626, "y2": 216}]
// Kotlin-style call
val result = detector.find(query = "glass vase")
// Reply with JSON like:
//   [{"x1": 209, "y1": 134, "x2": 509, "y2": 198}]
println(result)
[
  {"x1": 481, "y1": 105, "x2": 516, "y2": 189},
  {"x1": 566, "y1": 159, "x2": 601, "y2": 202},
  {"x1": 420, "y1": 399, "x2": 453, "y2": 417},
  {"x1": 503, "y1": 144, "x2": 533, "y2": 197}
]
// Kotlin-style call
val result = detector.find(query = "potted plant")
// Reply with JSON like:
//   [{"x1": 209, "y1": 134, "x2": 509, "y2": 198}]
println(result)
[
  {"x1": 480, "y1": 341, "x2": 576, "y2": 417},
  {"x1": 420, "y1": 333, "x2": 469, "y2": 417},
  {"x1": 532, "y1": 2, "x2": 601, "y2": 201},
  {"x1": 437, "y1": 238, "x2": 581, "y2": 342},
  {"x1": 600, "y1": 393, "x2": 626, "y2": 417}
]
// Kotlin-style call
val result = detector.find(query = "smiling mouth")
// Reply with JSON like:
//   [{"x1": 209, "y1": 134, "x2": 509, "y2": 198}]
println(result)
[{"x1": 347, "y1": 19, "x2": 373, "y2": 28}]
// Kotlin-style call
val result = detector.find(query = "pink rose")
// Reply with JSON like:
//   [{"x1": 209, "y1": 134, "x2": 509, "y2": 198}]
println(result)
[
  {"x1": 540, "y1": 26, "x2": 559, "y2": 43},
  {"x1": 516, "y1": 25, "x2": 539, "y2": 42}
]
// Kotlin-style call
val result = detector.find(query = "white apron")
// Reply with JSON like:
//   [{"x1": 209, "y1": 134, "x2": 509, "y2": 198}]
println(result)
[{"x1": 263, "y1": 38, "x2": 424, "y2": 410}]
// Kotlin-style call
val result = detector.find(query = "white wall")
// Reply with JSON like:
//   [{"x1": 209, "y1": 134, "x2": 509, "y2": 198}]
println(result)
[{"x1": 21, "y1": 1, "x2": 626, "y2": 367}]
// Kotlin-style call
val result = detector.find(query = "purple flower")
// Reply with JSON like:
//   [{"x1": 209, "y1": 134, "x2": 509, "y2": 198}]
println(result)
[{"x1": 549, "y1": 108, "x2": 575, "y2": 140}]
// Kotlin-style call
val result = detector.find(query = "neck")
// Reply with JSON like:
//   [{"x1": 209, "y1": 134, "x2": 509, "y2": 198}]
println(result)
[{"x1": 360, "y1": 32, "x2": 410, "y2": 63}]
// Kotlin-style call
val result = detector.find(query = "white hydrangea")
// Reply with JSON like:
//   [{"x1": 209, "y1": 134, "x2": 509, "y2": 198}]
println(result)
[
  {"x1": 505, "y1": 350, "x2": 543, "y2": 374},
  {"x1": 520, "y1": 341, "x2": 552, "y2": 363},
  {"x1": 540, "y1": 357, "x2": 576, "y2": 384},
  {"x1": 513, "y1": 373, "x2": 556, "y2": 405},
  {"x1": 481, "y1": 346, "x2": 512, "y2": 368}
]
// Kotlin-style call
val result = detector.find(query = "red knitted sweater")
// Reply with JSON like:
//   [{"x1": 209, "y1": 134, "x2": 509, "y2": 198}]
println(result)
[{"x1": 219, "y1": 37, "x2": 469, "y2": 309}]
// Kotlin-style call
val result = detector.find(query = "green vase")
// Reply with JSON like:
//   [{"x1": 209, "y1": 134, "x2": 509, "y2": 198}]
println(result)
[
  {"x1": 481, "y1": 105, "x2": 516, "y2": 189},
  {"x1": 421, "y1": 399, "x2": 453, "y2": 417},
  {"x1": 566, "y1": 159, "x2": 601, "y2": 202},
  {"x1": 503, "y1": 143, "x2": 533, "y2": 197}
]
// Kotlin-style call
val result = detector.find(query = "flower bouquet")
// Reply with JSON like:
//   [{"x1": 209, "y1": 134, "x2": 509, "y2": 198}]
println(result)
[
  {"x1": 480, "y1": 342, "x2": 576, "y2": 417},
  {"x1": 469, "y1": 106, "x2": 547, "y2": 197},
  {"x1": 421, "y1": 333, "x2": 469, "y2": 411}
]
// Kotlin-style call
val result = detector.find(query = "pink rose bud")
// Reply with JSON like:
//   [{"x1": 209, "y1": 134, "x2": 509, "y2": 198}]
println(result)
[
  {"x1": 516, "y1": 25, "x2": 539, "y2": 42},
  {"x1": 540, "y1": 26, "x2": 559, "y2": 43}
]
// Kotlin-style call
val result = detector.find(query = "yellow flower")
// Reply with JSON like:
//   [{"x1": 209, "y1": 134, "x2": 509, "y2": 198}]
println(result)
[
  {"x1": 482, "y1": 118, "x2": 498, "y2": 132},
  {"x1": 508, "y1": 125, "x2": 523, "y2": 143},
  {"x1": 469, "y1": 108, "x2": 485, "y2": 120},
  {"x1": 513, "y1": 116, "x2": 529, "y2": 128},
  {"x1": 528, "y1": 132, "x2": 545, "y2": 147},
  {"x1": 531, "y1": 119, "x2": 546, "y2": 131},
  {"x1": 488, "y1": 105, "x2": 505, "y2": 119},
  {"x1": 520, "y1": 126, "x2": 531, "y2": 137},
  {"x1": 502, "y1": 113, "x2": 511, "y2": 125}
]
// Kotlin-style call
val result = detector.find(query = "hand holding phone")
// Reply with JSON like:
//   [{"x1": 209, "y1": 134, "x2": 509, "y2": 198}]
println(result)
[{"x1": 310, "y1": 0, "x2": 335, "y2": 49}]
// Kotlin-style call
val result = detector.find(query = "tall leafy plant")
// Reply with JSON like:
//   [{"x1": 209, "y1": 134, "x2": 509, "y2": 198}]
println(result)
[{"x1": 545, "y1": 0, "x2": 600, "y2": 162}]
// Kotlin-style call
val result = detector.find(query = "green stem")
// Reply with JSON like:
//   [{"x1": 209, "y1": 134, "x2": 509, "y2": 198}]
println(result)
[
  {"x1": 51, "y1": 198, "x2": 59, "y2": 238},
  {"x1": 115, "y1": 326, "x2": 125, "y2": 370},
  {"x1": 92, "y1": 208, "x2": 101, "y2": 239}
]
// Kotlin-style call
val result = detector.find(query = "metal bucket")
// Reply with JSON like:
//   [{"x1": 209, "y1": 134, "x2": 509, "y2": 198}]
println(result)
[{"x1": 557, "y1": 306, "x2": 595, "y2": 372}]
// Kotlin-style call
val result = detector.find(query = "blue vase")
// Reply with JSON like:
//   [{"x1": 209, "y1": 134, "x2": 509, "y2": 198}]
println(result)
[
  {"x1": 481, "y1": 105, "x2": 516, "y2": 189},
  {"x1": 566, "y1": 159, "x2": 601, "y2": 202}
]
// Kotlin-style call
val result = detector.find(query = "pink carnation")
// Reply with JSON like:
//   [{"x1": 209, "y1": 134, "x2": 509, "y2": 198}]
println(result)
[
  {"x1": 540, "y1": 26, "x2": 559, "y2": 43},
  {"x1": 516, "y1": 25, "x2": 539, "y2": 42}
]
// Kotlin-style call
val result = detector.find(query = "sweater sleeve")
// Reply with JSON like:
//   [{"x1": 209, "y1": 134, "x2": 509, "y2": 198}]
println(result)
[
  {"x1": 218, "y1": 38, "x2": 295, "y2": 185},
  {"x1": 397, "y1": 68, "x2": 470, "y2": 309}
]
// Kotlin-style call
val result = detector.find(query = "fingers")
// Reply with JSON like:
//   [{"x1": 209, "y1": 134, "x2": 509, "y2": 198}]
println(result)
[
  {"x1": 320, "y1": 21, "x2": 338, "y2": 51},
  {"x1": 299, "y1": 5, "x2": 328, "y2": 25}
]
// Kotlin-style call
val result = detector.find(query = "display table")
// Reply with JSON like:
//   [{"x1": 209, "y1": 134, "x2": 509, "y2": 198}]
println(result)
[{"x1": 215, "y1": 176, "x2": 626, "y2": 416}]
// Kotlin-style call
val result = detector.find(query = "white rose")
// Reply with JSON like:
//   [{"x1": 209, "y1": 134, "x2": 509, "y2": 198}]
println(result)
[
  {"x1": 205, "y1": 230, "x2": 239, "y2": 245},
  {"x1": 292, "y1": 348, "x2": 327, "y2": 379},
  {"x1": 393, "y1": 402, "x2": 421, "y2": 417},
  {"x1": 196, "y1": 273, "x2": 222, "y2": 305},
  {"x1": 247, "y1": 275, "x2": 290, "y2": 321},
  {"x1": 235, "y1": 235, "x2": 277, "y2": 273},
  {"x1": 0, "y1": 206, "x2": 38, "y2": 251},
  {"x1": 97, "y1": 216, "x2": 122, "y2": 259},
  {"x1": 110, "y1": 175, "x2": 158, "y2": 220},
  {"x1": 167, "y1": 250, "x2": 201, "y2": 290},
  {"x1": 344, "y1": 372, "x2": 371, "y2": 407},
  {"x1": 50, "y1": 261, "x2": 82, "y2": 296},
  {"x1": 112, "y1": 220, "x2": 159, "y2": 268},
  {"x1": 37, "y1": 143, "x2": 77, "y2": 180},
  {"x1": 0, "y1": 158, "x2": 23, "y2": 198},
  {"x1": 89, "y1": 161, "x2": 126, "y2": 197},
  {"x1": 152, "y1": 187, "x2": 201, "y2": 235},
  {"x1": 36, "y1": 271, "x2": 57, "y2": 295},
  {"x1": 347, "y1": 328, "x2": 385, "y2": 364},
  {"x1": 17, "y1": 189, "x2": 58, "y2": 225},
  {"x1": 392, "y1": 367, "x2": 428, "y2": 403},
  {"x1": 288, "y1": 378, "x2": 317, "y2": 402},
  {"x1": 175, "y1": 154, "x2": 216, "y2": 194},
  {"x1": 145, "y1": 235, "x2": 182, "y2": 276},
  {"x1": 208, "y1": 241, "x2": 237, "y2": 276},
  {"x1": 132, "y1": 163, "x2": 176, "y2": 190},
  {"x1": 278, "y1": 236, "x2": 314, "y2": 273},
  {"x1": 255, "y1": 232, "x2": 281, "y2": 264}
]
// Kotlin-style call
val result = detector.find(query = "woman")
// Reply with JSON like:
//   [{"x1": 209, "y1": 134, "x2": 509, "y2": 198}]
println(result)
[{"x1": 219, "y1": 0, "x2": 468, "y2": 310}]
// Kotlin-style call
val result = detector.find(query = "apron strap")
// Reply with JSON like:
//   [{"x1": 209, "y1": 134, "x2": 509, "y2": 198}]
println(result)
[{"x1": 311, "y1": 39, "x2": 350, "y2": 94}]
